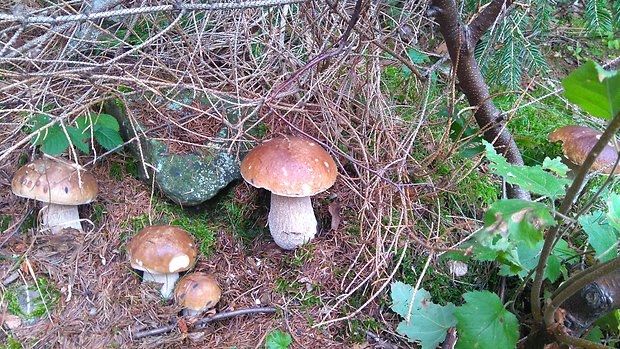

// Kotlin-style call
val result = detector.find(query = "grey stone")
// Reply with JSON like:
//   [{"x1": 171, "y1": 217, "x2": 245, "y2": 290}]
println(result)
[
  {"x1": 104, "y1": 90, "x2": 257, "y2": 206},
  {"x1": 15, "y1": 285, "x2": 45, "y2": 325}
]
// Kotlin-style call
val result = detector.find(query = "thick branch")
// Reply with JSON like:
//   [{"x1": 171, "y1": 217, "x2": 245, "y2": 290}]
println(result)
[
  {"x1": 469, "y1": 0, "x2": 514, "y2": 43},
  {"x1": 429, "y1": 0, "x2": 529, "y2": 200},
  {"x1": 548, "y1": 260, "x2": 620, "y2": 337}
]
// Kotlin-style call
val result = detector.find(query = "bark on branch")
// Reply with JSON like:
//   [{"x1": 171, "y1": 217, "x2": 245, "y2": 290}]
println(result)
[{"x1": 429, "y1": 0, "x2": 529, "y2": 200}]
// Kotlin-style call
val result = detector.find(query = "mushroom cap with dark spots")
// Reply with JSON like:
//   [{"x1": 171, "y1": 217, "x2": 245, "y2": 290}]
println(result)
[
  {"x1": 174, "y1": 272, "x2": 221, "y2": 311},
  {"x1": 548, "y1": 125, "x2": 620, "y2": 174},
  {"x1": 126, "y1": 225, "x2": 197, "y2": 274},
  {"x1": 11, "y1": 158, "x2": 98, "y2": 205},
  {"x1": 240, "y1": 136, "x2": 337, "y2": 197}
]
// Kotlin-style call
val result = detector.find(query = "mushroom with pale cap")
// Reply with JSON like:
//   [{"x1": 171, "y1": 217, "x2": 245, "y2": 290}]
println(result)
[
  {"x1": 548, "y1": 125, "x2": 620, "y2": 174},
  {"x1": 174, "y1": 272, "x2": 221, "y2": 317},
  {"x1": 240, "y1": 136, "x2": 337, "y2": 250},
  {"x1": 11, "y1": 158, "x2": 98, "y2": 233},
  {"x1": 126, "y1": 225, "x2": 197, "y2": 299}
]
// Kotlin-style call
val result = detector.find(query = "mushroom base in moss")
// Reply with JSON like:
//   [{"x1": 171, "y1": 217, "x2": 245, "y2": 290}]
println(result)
[
  {"x1": 41, "y1": 203, "x2": 83, "y2": 234},
  {"x1": 268, "y1": 194, "x2": 318, "y2": 250}
]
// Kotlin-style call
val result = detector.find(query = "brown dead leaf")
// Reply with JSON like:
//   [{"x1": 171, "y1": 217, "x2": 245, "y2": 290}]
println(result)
[{"x1": 328, "y1": 200, "x2": 341, "y2": 231}]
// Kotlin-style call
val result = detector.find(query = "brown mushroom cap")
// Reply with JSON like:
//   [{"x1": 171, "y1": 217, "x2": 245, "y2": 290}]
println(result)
[
  {"x1": 127, "y1": 225, "x2": 197, "y2": 274},
  {"x1": 174, "y1": 272, "x2": 221, "y2": 311},
  {"x1": 548, "y1": 126, "x2": 619, "y2": 174},
  {"x1": 240, "y1": 136, "x2": 337, "y2": 197},
  {"x1": 11, "y1": 158, "x2": 98, "y2": 205}
]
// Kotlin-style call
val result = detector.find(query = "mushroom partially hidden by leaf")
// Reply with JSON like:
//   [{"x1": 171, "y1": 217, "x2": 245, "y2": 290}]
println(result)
[
  {"x1": 240, "y1": 136, "x2": 337, "y2": 250},
  {"x1": 174, "y1": 272, "x2": 221, "y2": 317},
  {"x1": 548, "y1": 125, "x2": 620, "y2": 174},
  {"x1": 126, "y1": 225, "x2": 197, "y2": 299},
  {"x1": 11, "y1": 158, "x2": 98, "y2": 233}
]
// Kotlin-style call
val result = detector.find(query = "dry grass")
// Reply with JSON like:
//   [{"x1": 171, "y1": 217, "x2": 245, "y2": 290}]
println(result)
[{"x1": 0, "y1": 1, "x2": 489, "y2": 348}]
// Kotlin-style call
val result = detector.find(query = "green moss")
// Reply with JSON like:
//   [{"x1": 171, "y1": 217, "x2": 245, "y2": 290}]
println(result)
[
  {"x1": 0, "y1": 336, "x2": 23, "y2": 349},
  {"x1": 5, "y1": 278, "x2": 60, "y2": 320}
]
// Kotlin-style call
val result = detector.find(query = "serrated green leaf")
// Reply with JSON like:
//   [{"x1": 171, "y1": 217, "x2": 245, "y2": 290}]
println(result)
[
  {"x1": 94, "y1": 127, "x2": 124, "y2": 151},
  {"x1": 390, "y1": 282, "x2": 430, "y2": 318},
  {"x1": 499, "y1": 238, "x2": 574, "y2": 281},
  {"x1": 483, "y1": 199, "x2": 555, "y2": 247},
  {"x1": 579, "y1": 211, "x2": 619, "y2": 262},
  {"x1": 396, "y1": 302, "x2": 457, "y2": 349},
  {"x1": 454, "y1": 291, "x2": 519, "y2": 349},
  {"x1": 265, "y1": 330, "x2": 292, "y2": 349},
  {"x1": 92, "y1": 113, "x2": 120, "y2": 131},
  {"x1": 542, "y1": 157, "x2": 569, "y2": 177},
  {"x1": 40, "y1": 128, "x2": 70, "y2": 155},
  {"x1": 75, "y1": 115, "x2": 91, "y2": 132},
  {"x1": 562, "y1": 61, "x2": 620, "y2": 120},
  {"x1": 66, "y1": 126, "x2": 90, "y2": 154},
  {"x1": 484, "y1": 141, "x2": 570, "y2": 199}
]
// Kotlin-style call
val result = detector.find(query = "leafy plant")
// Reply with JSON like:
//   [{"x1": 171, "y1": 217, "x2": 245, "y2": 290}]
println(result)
[
  {"x1": 265, "y1": 330, "x2": 292, "y2": 349},
  {"x1": 391, "y1": 62, "x2": 620, "y2": 348},
  {"x1": 30, "y1": 113, "x2": 123, "y2": 155}
]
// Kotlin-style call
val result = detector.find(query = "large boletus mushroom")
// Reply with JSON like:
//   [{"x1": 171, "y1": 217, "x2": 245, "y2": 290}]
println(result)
[
  {"x1": 548, "y1": 125, "x2": 620, "y2": 174},
  {"x1": 126, "y1": 225, "x2": 197, "y2": 299},
  {"x1": 174, "y1": 272, "x2": 221, "y2": 317},
  {"x1": 11, "y1": 158, "x2": 98, "y2": 233},
  {"x1": 240, "y1": 136, "x2": 337, "y2": 250}
]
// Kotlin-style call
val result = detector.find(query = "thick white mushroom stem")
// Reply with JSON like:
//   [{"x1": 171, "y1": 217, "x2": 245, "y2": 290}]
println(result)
[
  {"x1": 268, "y1": 193, "x2": 318, "y2": 250},
  {"x1": 41, "y1": 203, "x2": 82, "y2": 234},
  {"x1": 142, "y1": 271, "x2": 179, "y2": 300}
]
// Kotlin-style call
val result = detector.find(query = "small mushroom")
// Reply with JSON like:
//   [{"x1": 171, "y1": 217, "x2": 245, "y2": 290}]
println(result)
[
  {"x1": 548, "y1": 125, "x2": 620, "y2": 174},
  {"x1": 240, "y1": 136, "x2": 337, "y2": 250},
  {"x1": 174, "y1": 272, "x2": 221, "y2": 317},
  {"x1": 126, "y1": 225, "x2": 197, "y2": 299},
  {"x1": 11, "y1": 158, "x2": 98, "y2": 233}
]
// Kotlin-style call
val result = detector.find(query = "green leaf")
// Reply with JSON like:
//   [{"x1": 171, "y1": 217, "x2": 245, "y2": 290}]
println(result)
[
  {"x1": 542, "y1": 157, "x2": 569, "y2": 177},
  {"x1": 562, "y1": 61, "x2": 620, "y2": 120},
  {"x1": 454, "y1": 291, "x2": 519, "y2": 349},
  {"x1": 265, "y1": 330, "x2": 292, "y2": 349},
  {"x1": 606, "y1": 193, "x2": 620, "y2": 232},
  {"x1": 396, "y1": 302, "x2": 457, "y2": 349},
  {"x1": 585, "y1": 326, "x2": 603, "y2": 342},
  {"x1": 391, "y1": 282, "x2": 429, "y2": 318},
  {"x1": 579, "y1": 211, "x2": 619, "y2": 262},
  {"x1": 407, "y1": 48, "x2": 430, "y2": 64},
  {"x1": 483, "y1": 199, "x2": 555, "y2": 248},
  {"x1": 37, "y1": 127, "x2": 70, "y2": 155},
  {"x1": 391, "y1": 283, "x2": 457, "y2": 349},
  {"x1": 92, "y1": 113, "x2": 120, "y2": 131},
  {"x1": 66, "y1": 126, "x2": 90, "y2": 154},
  {"x1": 499, "y1": 238, "x2": 575, "y2": 281},
  {"x1": 94, "y1": 127, "x2": 124, "y2": 151},
  {"x1": 484, "y1": 141, "x2": 570, "y2": 199}
]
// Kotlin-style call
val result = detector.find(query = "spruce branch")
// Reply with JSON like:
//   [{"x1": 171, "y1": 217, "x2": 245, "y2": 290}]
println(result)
[{"x1": 429, "y1": 0, "x2": 529, "y2": 200}]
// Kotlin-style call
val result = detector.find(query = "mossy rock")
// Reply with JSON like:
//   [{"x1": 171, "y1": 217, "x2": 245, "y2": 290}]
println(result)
[{"x1": 104, "y1": 90, "x2": 257, "y2": 206}]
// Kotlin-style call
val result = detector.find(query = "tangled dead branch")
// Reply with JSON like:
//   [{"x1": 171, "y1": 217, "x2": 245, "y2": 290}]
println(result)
[{"x1": 0, "y1": 0, "x2": 499, "y2": 347}]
